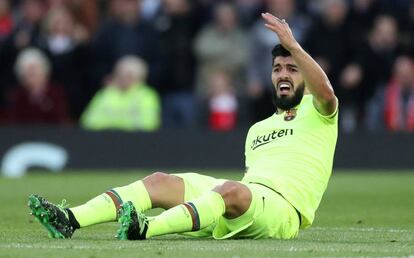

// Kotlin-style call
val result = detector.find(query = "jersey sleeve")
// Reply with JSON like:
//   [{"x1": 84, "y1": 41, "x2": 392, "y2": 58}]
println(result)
[{"x1": 312, "y1": 96, "x2": 339, "y2": 124}]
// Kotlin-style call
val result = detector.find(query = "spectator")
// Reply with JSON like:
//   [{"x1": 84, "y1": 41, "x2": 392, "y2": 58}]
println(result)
[
  {"x1": 303, "y1": 0, "x2": 354, "y2": 132},
  {"x1": 304, "y1": 0, "x2": 351, "y2": 83},
  {"x1": 92, "y1": 0, "x2": 161, "y2": 93},
  {"x1": 45, "y1": 0, "x2": 100, "y2": 38},
  {"x1": 194, "y1": 2, "x2": 248, "y2": 97},
  {"x1": 347, "y1": 0, "x2": 382, "y2": 50},
  {"x1": 140, "y1": 0, "x2": 162, "y2": 22},
  {"x1": 38, "y1": 6, "x2": 92, "y2": 120},
  {"x1": 234, "y1": 0, "x2": 264, "y2": 28},
  {"x1": 0, "y1": 0, "x2": 13, "y2": 42},
  {"x1": 7, "y1": 0, "x2": 44, "y2": 49},
  {"x1": 4, "y1": 48, "x2": 70, "y2": 124},
  {"x1": 81, "y1": 56, "x2": 161, "y2": 131},
  {"x1": 156, "y1": 0, "x2": 202, "y2": 127},
  {"x1": 208, "y1": 70, "x2": 238, "y2": 131},
  {"x1": 384, "y1": 55, "x2": 414, "y2": 132},
  {"x1": 342, "y1": 15, "x2": 401, "y2": 131},
  {"x1": 0, "y1": 0, "x2": 45, "y2": 106},
  {"x1": 399, "y1": 1, "x2": 414, "y2": 53},
  {"x1": 247, "y1": 0, "x2": 309, "y2": 122}
]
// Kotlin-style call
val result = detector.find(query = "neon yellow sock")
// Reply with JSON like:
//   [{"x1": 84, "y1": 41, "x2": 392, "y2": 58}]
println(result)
[
  {"x1": 70, "y1": 180, "x2": 152, "y2": 227},
  {"x1": 114, "y1": 181, "x2": 152, "y2": 212},
  {"x1": 146, "y1": 191, "x2": 225, "y2": 238}
]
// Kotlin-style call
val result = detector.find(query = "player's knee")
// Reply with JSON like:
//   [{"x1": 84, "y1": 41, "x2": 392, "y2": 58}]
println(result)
[
  {"x1": 214, "y1": 181, "x2": 251, "y2": 216},
  {"x1": 144, "y1": 172, "x2": 172, "y2": 188},
  {"x1": 215, "y1": 181, "x2": 244, "y2": 200},
  {"x1": 143, "y1": 172, "x2": 184, "y2": 209}
]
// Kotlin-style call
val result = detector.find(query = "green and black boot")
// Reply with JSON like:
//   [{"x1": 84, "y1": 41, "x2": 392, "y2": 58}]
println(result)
[
  {"x1": 116, "y1": 201, "x2": 148, "y2": 240},
  {"x1": 28, "y1": 194, "x2": 75, "y2": 239}
]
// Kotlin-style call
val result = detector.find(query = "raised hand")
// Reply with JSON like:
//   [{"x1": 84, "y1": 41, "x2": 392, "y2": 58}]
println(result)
[{"x1": 261, "y1": 12, "x2": 299, "y2": 52}]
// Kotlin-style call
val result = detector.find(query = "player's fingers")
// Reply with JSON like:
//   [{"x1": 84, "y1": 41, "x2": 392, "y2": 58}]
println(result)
[
  {"x1": 261, "y1": 13, "x2": 278, "y2": 26},
  {"x1": 264, "y1": 24, "x2": 279, "y2": 33},
  {"x1": 262, "y1": 14, "x2": 289, "y2": 35},
  {"x1": 262, "y1": 12, "x2": 285, "y2": 25},
  {"x1": 263, "y1": 17, "x2": 284, "y2": 31},
  {"x1": 265, "y1": 22, "x2": 289, "y2": 37}
]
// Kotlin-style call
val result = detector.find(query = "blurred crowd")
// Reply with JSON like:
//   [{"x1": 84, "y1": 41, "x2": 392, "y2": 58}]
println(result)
[{"x1": 0, "y1": 0, "x2": 413, "y2": 132}]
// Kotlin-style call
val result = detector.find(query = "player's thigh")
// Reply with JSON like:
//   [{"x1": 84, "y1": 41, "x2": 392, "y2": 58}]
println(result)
[
  {"x1": 243, "y1": 184, "x2": 300, "y2": 239},
  {"x1": 172, "y1": 173, "x2": 227, "y2": 201}
]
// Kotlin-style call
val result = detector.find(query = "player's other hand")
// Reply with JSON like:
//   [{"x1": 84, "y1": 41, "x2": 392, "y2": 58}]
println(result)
[{"x1": 261, "y1": 12, "x2": 300, "y2": 52}]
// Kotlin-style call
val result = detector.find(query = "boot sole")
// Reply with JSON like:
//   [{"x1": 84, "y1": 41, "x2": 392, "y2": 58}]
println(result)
[{"x1": 28, "y1": 194, "x2": 66, "y2": 239}]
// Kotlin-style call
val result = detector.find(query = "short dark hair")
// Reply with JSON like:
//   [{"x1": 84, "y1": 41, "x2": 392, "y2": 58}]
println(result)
[{"x1": 271, "y1": 44, "x2": 291, "y2": 64}]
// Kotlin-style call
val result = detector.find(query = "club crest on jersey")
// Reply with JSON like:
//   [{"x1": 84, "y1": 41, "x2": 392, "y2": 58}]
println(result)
[{"x1": 284, "y1": 108, "x2": 297, "y2": 121}]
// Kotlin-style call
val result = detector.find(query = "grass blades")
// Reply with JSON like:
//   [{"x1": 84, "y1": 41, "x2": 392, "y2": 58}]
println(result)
[{"x1": 0, "y1": 170, "x2": 413, "y2": 257}]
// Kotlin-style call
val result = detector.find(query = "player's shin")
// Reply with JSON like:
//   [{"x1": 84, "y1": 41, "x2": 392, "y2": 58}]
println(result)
[
  {"x1": 146, "y1": 191, "x2": 225, "y2": 238},
  {"x1": 69, "y1": 180, "x2": 152, "y2": 228}
]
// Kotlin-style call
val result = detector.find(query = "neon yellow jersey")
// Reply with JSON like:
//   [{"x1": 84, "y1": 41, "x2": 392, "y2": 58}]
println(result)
[{"x1": 242, "y1": 94, "x2": 338, "y2": 228}]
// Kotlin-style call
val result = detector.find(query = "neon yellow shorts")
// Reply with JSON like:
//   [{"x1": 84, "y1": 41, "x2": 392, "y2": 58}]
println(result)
[{"x1": 173, "y1": 173, "x2": 300, "y2": 239}]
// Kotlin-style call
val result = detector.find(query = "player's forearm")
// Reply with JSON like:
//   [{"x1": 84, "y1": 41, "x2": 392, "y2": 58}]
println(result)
[{"x1": 289, "y1": 45, "x2": 335, "y2": 103}]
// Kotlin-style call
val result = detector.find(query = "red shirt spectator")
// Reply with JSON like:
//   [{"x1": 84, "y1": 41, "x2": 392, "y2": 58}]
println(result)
[
  {"x1": 208, "y1": 70, "x2": 238, "y2": 131},
  {"x1": 4, "y1": 47, "x2": 71, "y2": 124},
  {"x1": 0, "y1": 0, "x2": 13, "y2": 39},
  {"x1": 6, "y1": 85, "x2": 70, "y2": 124},
  {"x1": 384, "y1": 56, "x2": 414, "y2": 132}
]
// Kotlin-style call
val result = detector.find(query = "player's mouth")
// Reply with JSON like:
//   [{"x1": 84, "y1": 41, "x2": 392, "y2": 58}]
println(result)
[{"x1": 277, "y1": 81, "x2": 293, "y2": 96}]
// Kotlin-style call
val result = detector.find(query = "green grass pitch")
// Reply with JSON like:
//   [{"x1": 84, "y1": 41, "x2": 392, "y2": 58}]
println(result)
[{"x1": 0, "y1": 170, "x2": 413, "y2": 257}]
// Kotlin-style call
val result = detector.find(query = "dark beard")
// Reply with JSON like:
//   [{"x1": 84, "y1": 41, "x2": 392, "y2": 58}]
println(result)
[{"x1": 272, "y1": 83, "x2": 305, "y2": 111}]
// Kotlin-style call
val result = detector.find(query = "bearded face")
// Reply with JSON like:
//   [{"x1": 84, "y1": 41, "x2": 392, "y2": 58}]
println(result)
[
  {"x1": 271, "y1": 56, "x2": 305, "y2": 111},
  {"x1": 272, "y1": 81, "x2": 305, "y2": 111}
]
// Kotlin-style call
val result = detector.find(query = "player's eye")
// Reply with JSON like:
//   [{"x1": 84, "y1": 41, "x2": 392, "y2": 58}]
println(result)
[{"x1": 289, "y1": 67, "x2": 298, "y2": 72}]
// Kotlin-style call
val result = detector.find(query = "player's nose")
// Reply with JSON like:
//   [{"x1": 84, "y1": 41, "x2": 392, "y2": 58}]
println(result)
[
  {"x1": 278, "y1": 72, "x2": 290, "y2": 81},
  {"x1": 278, "y1": 67, "x2": 289, "y2": 78}
]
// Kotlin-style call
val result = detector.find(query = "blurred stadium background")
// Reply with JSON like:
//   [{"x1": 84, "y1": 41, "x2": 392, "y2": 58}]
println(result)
[
  {"x1": 0, "y1": 0, "x2": 413, "y2": 257},
  {"x1": 0, "y1": 0, "x2": 412, "y2": 174}
]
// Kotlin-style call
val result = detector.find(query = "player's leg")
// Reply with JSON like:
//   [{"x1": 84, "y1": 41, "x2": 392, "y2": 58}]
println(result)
[
  {"x1": 117, "y1": 180, "x2": 253, "y2": 240},
  {"x1": 213, "y1": 183, "x2": 300, "y2": 240},
  {"x1": 28, "y1": 172, "x2": 186, "y2": 238},
  {"x1": 68, "y1": 172, "x2": 185, "y2": 228}
]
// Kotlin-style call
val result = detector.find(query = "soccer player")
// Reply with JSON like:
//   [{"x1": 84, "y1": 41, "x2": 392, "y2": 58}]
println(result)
[{"x1": 28, "y1": 12, "x2": 338, "y2": 240}]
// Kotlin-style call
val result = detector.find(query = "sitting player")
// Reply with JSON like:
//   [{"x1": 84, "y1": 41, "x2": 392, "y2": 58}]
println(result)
[{"x1": 28, "y1": 13, "x2": 338, "y2": 240}]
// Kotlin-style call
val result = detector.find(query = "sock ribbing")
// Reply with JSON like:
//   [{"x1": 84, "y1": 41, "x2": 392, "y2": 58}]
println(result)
[{"x1": 146, "y1": 191, "x2": 225, "y2": 238}]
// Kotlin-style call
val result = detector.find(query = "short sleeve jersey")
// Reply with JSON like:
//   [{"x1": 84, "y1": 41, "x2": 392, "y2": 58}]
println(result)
[{"x1": 242, "y1": 94, "x2": 338, "y2": 228}]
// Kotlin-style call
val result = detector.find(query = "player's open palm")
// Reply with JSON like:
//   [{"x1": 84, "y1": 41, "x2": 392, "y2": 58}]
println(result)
[{"x1": 261, "y1": 12, "x2": 299, "y2": 52}]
